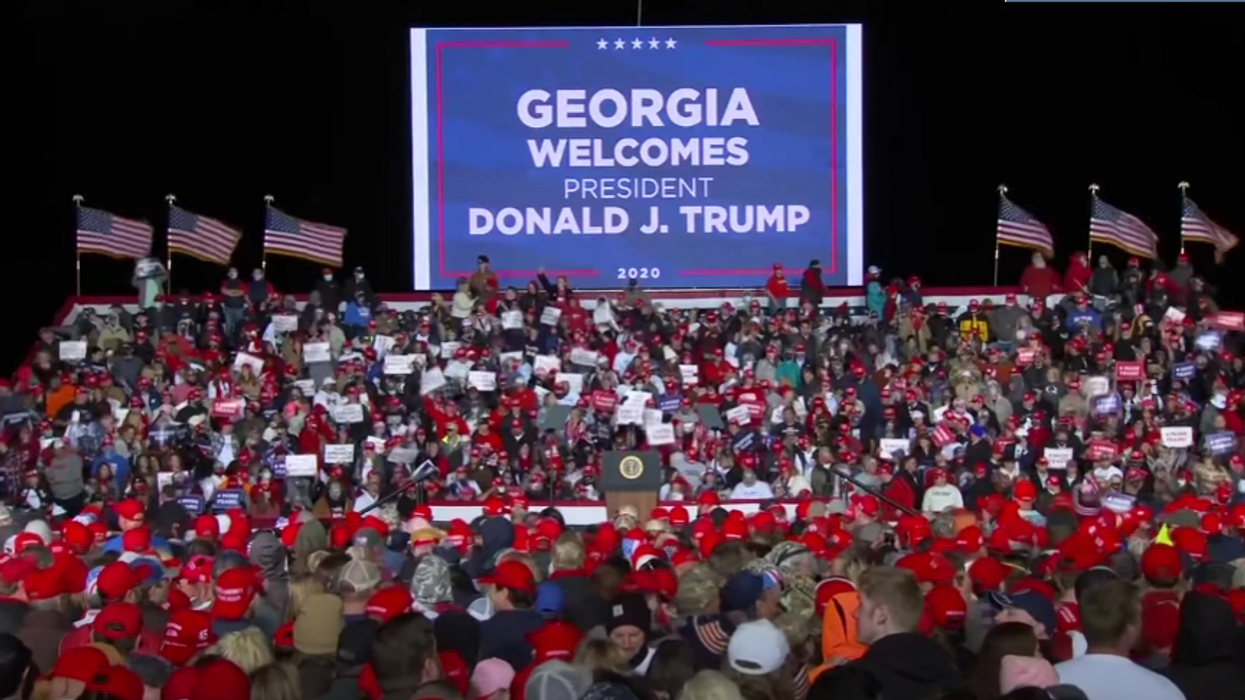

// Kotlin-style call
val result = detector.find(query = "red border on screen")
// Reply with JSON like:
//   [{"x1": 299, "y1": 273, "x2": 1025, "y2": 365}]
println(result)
[{"x1": 679, "y1": 37, "x2": 839, "y2": 277}]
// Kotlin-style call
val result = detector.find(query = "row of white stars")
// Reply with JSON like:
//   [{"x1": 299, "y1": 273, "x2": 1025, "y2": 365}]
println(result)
[{"x1": 598, "y1": 37, "x2": 678, "y2": 50}]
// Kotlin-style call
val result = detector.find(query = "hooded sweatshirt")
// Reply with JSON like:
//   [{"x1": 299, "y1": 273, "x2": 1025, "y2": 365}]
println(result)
[
  {"x1": 1160, "y1": 592, "x2": 1245, "y2": 700},
  {"x1": 808, "y1": 589, "x2": 867, "y2": 684},
  {"x1": 848, "y1": 631, "x2": 960, "y2": 700},
  {"x1": 251, "y1": 531, "x2": 291, "y2": 619}
]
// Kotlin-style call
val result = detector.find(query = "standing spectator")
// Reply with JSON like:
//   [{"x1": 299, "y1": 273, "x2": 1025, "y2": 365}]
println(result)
[
  {"x1": 1063, "y1": 251, "x2": 1092, "y2": 297},
  {"x1": 828, "y1": 566, "x2": 959, "y2": 699},
  {"x1": 1159, "y1": 592, "x2": 1245, "y2": 700},
  {"x1": 478, "y1": 560, "x2": 545, "y2": 670},
  {"x1": 220, "y1": 267, "x2": 247, "y2": 335},
  {"x1": 314, "y1": 267, "x2": 343, "y2": 313},
  {"x1": 1053, "y1": 578, "x2": 1185, "y2": 700},
  {"x1": 765, "y1": 263, "x2": 790, "y2": 314},
  {"x1": 470, "y1": 256, "x2": 500, "y2": 302},
  {"x1": 344, "y1": 266, "x2": 376, "y2": 309},
  {"x1": 248, "y1": 267, "x2": 275, "y2": 308},
  {"x1": 45, "y1": 443, "x2": 85, "y2": 515},
  {"x1": 1020, "y1": 252, "x2": 1060, "y2": 301},
  {"x1": 1089, "y1": 255, "x2": 1119, "y2": 299},
  {"x1": 799, "y1": 260, "x2": 826, "y2": 307}
]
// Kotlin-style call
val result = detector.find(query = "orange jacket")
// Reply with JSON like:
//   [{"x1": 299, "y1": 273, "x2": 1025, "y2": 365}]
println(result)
[{"x1": 808, "y1": 589, "x2": 868, "y2": 683}]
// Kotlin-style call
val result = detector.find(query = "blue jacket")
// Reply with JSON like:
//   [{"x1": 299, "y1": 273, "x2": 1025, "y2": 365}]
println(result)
[
  {"x1": 92, "y1": 451, "x2": 132, "y2": 490},
  {"x1": 344, "y1": 302, "x2": 372, "y2": 328}
]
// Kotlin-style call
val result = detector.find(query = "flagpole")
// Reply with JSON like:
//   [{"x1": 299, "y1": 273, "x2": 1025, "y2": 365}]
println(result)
[
  {"x1": 1088, "y1": 183, "x2": 1100, "y2": 258},
  {"x1": 72, "y1": 194, "x2": 84, "y2": 296},
  {"x1": 262, "y1": 194, "x2": 273, "y2": 273},
  {"x1": 994, "y1": 184, "x2": 1006, "y2": 287},
  {"x1": 1177, "y1": 181, "x2": 1189, "y2": 255},
  {"x1": 165, "y1": 194, "x2": 176, "y2": 293}
]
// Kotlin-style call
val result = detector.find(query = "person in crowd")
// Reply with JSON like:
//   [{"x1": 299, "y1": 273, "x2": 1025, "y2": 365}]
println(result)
[
  {"x1": 0, "y1": 251, "x2": 1242, "y2": 700},
  {"x1": 1053, "y1": 578, "x2": 1187, "y2": 700}
]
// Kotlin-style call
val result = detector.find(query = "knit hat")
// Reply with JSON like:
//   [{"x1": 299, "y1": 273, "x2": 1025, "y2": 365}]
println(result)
[
  {"x1": 721, "y1": 571, "x2": 765, "y2": 613},
  {"x1": 524, "y1": 660, "x2": 592, "y2": 700},
  {"x1": 605, "y1": 593, "x2": 651, "y2": 636},
  {"x1": 471, "y1": 658, "x2": 516, "y2": 698},
  {"x1": 294, "y1": 593, "x2": 345, "y2": 655},
  {"x1": 999, "y1": 655, "x2": 1059, "y2": 694}
]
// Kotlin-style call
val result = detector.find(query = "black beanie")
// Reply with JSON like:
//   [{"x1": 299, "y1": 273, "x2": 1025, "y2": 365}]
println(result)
[{"x1": 605, "y1": 593, "x2": 651, "y2": 637}]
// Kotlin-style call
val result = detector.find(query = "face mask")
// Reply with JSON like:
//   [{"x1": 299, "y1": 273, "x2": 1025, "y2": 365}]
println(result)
[
  {"x1": 324, "y1": 275, "x2": 333, "y2": 282},
  {"x1": 228, "y1": 272, "x2": 237, "y2": 279}
]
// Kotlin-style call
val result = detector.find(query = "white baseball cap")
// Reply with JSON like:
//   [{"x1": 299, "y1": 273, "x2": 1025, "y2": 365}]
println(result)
[{"x1": 727, "y1": 619, "x2": 791, "y2": 676}]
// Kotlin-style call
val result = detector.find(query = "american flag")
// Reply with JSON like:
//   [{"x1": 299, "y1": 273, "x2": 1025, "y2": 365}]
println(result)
[
  {"x1": 1090, "y1": 197, "x2": 1159, "y2": 259},
  {"x1": 168, "y1": 205, "x2": 242, "y2": 265},
  {"x1": 263, "y1": 206, "x2": 346, "y2": 267},
  {"x1": 997, "y1": 196, "x2": 1054, "y2": 258},
  {"x1": 1181, "y1": 197, "x2": 1239, "y2": 263},
  {"x1": 76, "y1": 206, "x2": 153, "y2": 259}
]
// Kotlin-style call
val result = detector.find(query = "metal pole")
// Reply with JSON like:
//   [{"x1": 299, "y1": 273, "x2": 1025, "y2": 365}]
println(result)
[
  {"x1": 262, "y1": 194, "x2": 274, "y2": 273},
  {"x1": 165, "y1": 194, "x2": 176, "y2": 293},
  {"x1": 1177, "y1": 181, "x2": 1189, "y2": 255},
  {"x1": 72, "y1": 194, "x2": 84, "y2": 296},
  {"x1": 828, "y1": 467, "x2": 921, "y2": 518}
]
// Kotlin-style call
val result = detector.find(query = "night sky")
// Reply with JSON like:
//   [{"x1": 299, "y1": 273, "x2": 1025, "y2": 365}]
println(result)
[{"x1": 7, "y1": 1, "x2": 1243, "y2": 369}]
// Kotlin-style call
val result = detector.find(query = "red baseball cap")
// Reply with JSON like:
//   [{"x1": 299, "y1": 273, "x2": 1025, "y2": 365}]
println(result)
[
  {"x1": 1014, "y1": 480, "x2": 1037, "y2": 501},
  {"x1": 87, "y1": 664, "x2": 145, "y2": 700},
  {"x1": 178, "y1": 555, "x2": 214, "y2": 584},
  {"x1": 94, "y1": 601, "x2": 143, "y2": 641},
  {"x1": 21, "y1": 563, "x2": 64, "y2": 601},
  {"x1": 122, "y1": 526, "x2": 153, "y2": 553},
  {"x1": 211, "y1": 568, "x2": 256, "y2": 619},
  {"x1": 161, "y1": 609, "x2": 215, "y2": 666},
  {"x1": 438, "y1": 650, "x2": 470, "y2": 697},
  {"x1": 61, "y1": 521, "x2": 93, "y2": 554},
  {"x1": 527, "y1": 620, "x2": 583, "y2": 662},
  {"x1": 13, "y1": 532, "x2": 42, "y2": 553},
  {"x1": 479, "y1": 560, "x2": 536, "y2": 595},
  {"x1": 50, "y1": 644, "x2": 110, "y2": 683},
  {"x1": 1140, "y1": 544, "x2": 1182, "y2": 583},
  {"x1": 365, "y1": 586, "x2": 413, "y2": 623},
  {"x1": 96, "y1": 561, "x2": 146, "y2": 601},
  {"x1": 968, "y1": 556, "x2": 1009, "y2": 592},
  {"x1": 187, "y1": 658, "x2": 251, "y2": 700},
  {"x1": 114, "y1": 499, "x2": 146, "y2": 522},
  {"x1": 925, "y1": 584, "x2": 968, "y2": 630},
  {"x1": 194, "y1": 515, "x2": 221, "y2": 540},
  {"x1": 162, "y1": 667, "x2": 200, "y2": 700}
]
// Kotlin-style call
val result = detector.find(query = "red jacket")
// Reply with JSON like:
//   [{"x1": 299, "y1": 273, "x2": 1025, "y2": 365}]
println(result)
[{"x1": 1020, "y1": 265, "x2": 1060, "y2": 299}]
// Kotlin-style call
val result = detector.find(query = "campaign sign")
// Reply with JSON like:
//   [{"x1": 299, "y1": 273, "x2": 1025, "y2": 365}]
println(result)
[
  {"x1": 409, "y1": 25, "x2": 864, "y2": 290},
  {"x1": 177, "y1": 495, "x2": 204, "y2": 515}
]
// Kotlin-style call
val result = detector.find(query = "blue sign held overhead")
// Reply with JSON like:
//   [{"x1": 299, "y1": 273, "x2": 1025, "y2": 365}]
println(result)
[
  {"x1": 177, "y1": 495, "x2": 205, "y2": 516},
  {"x1": 409, "y1": 25, "x2": 864, "y2": 290}
]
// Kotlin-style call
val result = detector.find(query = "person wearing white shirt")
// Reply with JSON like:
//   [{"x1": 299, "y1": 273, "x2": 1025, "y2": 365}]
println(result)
[
  {"x1": 921, "y1": 468, "x2": 964, "y2": 514},
  {"x1": 1054, "y1": 578, "x2": 1186, "y2": 700},
  {"x1": 730, "y1": 469, "x2": 774, "y2": 500}
]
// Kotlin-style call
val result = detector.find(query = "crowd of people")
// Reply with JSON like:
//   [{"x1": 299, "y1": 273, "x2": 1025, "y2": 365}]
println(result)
[{"x1": 0, "y1": 251, "x2": 1242, "y2": 700}]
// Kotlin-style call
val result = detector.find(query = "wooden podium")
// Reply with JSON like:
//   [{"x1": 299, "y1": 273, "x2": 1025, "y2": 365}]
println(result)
[{"x1": 600, "y1": 451, "x2": 662, "y2": 521}]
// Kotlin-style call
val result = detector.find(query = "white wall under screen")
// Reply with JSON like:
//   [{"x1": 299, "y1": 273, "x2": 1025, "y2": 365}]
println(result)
[{"x1": 410, "y1": 24, "x2": 863, "y2": 290}]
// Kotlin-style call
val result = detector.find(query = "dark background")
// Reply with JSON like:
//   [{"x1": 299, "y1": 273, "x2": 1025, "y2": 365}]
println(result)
[{"x1": 7, "y1": 1, "x2": 1243, "y2": 372}]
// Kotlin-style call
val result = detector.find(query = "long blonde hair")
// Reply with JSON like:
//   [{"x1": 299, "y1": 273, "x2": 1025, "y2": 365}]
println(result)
[
  {"x1": 285, "y1": 573, "x2": 328, "y2": 623},
  {"x1": 204, "y1": 627, "x2": 274, "y2": 673},
  {"x1": 679, "y1": 671, "x2": 744, "y2": 700},
  {"x1": 574, "y1": 638, "x2": 629, "y2": 675},
  {"x1": 249, "y1": 662, "x2": 301, "y2": 700}
]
